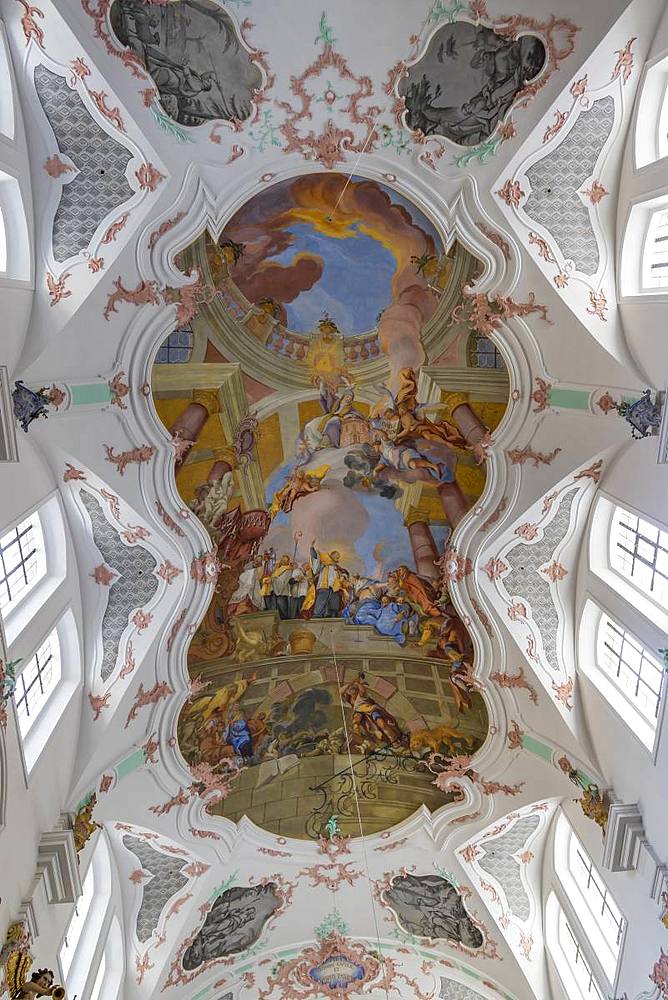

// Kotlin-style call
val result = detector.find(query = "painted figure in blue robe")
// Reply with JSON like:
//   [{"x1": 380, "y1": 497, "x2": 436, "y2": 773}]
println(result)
[
  {"x1": 344, "y1": 593, "x2": 418, "y2": 645},
  {"x1": 12, "y1": 381, "x2": 51, "y2": 433},
  {"x1": 224, "y1": 717, "x2": 253, "y2": 758}
]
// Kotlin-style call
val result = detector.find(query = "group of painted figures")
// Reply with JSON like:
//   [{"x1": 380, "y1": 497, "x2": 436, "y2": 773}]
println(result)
[
  {"x1": 180, "y1": 667, "x2": 476, "y2": 772},
  {"x1": 289, "y1": 367, "x2": 467, "y2": 491},
  {"x1": 230, "y1": 541, "x2": 460, "y2": 649}
]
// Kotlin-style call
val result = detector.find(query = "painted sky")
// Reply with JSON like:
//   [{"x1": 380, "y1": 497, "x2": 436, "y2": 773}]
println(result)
[
  {"x1": 222, "y1": 174, "x2": 443, "y2": 341},
  {"x1": 271, "y1": 222, "x2": 396, "y2": 335}
]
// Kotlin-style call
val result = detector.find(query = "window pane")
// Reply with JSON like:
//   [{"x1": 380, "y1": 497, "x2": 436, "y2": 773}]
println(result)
[
  {"x1": 647, "y1": 208, "x2": 668, "y2": 289},
  {"x1": 467, "y1": 333, "x2": 506, "y2": 370},
  {"x1": 155, "y1": 327, "x2": 193, "y2": 363},
  {"x1": 561, "y1": 911, "x2": 605, "y2": 999},
  {"x1": 14, "y1": 632, "x2": 61, "y2": 736},
  {"x1": 0, "y1": 514, "x2": 46, "y2": 612},
  {"x1": 89, "y1": 953, "x2": 106, "y2": 1000},
  {"x1": 60, "y1": 858, "x2": 95, "y2": 977},
  {"x1": 599, "y1": 616, "x2": 664, "y2": 726},
  {"x1": 569, "y1": 831, "x2": 624, "y2": 963},
  {"x1": 611, "y1": 506, "x2": 668, "y2": 606}
]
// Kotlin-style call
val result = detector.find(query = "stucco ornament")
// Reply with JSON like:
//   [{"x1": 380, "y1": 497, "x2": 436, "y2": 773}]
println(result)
[
  {"x1": 382, "y1": 873, "x2": 483, "y2": 950},
  {"x1": 256, "y1": 932, "x2": 431, "y2": 999}
]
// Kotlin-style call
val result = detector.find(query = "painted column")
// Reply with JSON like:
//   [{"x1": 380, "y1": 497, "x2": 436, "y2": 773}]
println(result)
[
  {"x1": 207, "y1": 459, "x2": 232, "y2": 482},
  {"x1": 441, "y1": 390, "x2": 488, "y2": 447},
  {"x1": 406, "y1": 519, "x2": 439, "y2": 579},
  {"x1": 437, "y1": 481, "x2": 471, "y2": 529},
  {"x1": 169, "y1": 389, "x2": 221, "y2": 468}
]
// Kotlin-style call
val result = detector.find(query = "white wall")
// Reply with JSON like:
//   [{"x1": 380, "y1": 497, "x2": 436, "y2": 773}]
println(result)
[
  {"x1": 0, "y1": 433, "x2": 85, "y2": 951},
  {"x1": 573, "y1": 437, "x2": 668, "y2": 996}
]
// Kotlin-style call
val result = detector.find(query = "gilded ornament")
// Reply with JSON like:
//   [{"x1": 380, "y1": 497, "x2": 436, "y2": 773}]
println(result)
[{"x1": 72, "y1": 793, "x2": 101, "y2": 854}]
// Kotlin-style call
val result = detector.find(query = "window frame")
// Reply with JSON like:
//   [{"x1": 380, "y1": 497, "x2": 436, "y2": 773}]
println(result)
[
  {"x1": 0, "y1": 509, "x2": 47, "y2": 616},
  {"x1": 467, "y1": 330, "x2": 506, "y2": 370},
  {"x1": 550, "y1": 812, "x2": 626, "y2": 995},
  {"x1": 0, "y1": 20, "x2": 15, "y2": 143},
  {"x1": 597, "y1": 614, "x2": 664, "y2": 731},
  {"x1": 634, "y1": 48, "x2": 668, "y2": 169},
  {"x1": 13, "y1": 628, "x2": 61, "y2": 737},
  {"x1": 609, "y1": 502, "x2": 668, "y2": 612},
  {"x1": 589, "y1": 495, "x2": 668, "y2": 638},
  {"x1": 58, "y1": 832, "x2": 113, "y2": 999},
  {"x1": 155, "y1": 326, "x2": 194, "y2": 364}
]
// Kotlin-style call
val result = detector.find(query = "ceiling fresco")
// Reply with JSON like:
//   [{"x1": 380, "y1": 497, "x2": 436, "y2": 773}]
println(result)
[
  {"x1": 151, "y1": 173, "x2": 507, "y2": 839},
  {"x1": 109, "y1": 0, "x2": 263, "y2": 126},
  {"x1": 6, "y1": 0, "x2": 666, "y2": 997},
  {"x1": 399, "y1": 21, "x2": 547, "y2": 146},
  {"x1": 215, "y1": 173, "x2": 444, "y2": 336}
]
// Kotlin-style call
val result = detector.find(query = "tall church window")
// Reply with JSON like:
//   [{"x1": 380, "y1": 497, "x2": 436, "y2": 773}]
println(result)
[{"x1": 0, "y1": 511, "x2": 46, "y2": 613}]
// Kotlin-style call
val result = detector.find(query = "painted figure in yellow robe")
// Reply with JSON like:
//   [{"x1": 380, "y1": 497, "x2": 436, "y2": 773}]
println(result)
[
  {"x1": 303, "y1": 540, "x2": 349, "y2": 618},
  {"x1": 340, "y1": 672, "x2": 405, "y2": 749},
  {"x1": 268, "y1": 465, "x2": 329, "y2": 519}
]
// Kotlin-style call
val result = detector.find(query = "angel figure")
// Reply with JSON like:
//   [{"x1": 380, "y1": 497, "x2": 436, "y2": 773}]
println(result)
[
  {"x1": 268, "y1": 464, "x2": 329, "y2": 519},
  {"x1": 190, "y1": 470, "x2": 235, "y2": 534},
  {"x1": 5, "y1": 952, "x2": 63, "y2": 999}
]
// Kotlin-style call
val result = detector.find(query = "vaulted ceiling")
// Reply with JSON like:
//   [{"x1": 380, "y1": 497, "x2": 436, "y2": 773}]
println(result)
[{"x1": 1, "y1": 0, "x2": 667, "y2": 998}]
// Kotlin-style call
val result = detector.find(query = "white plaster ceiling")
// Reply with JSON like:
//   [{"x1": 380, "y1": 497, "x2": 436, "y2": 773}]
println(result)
[{"x1": 2, "y1": 0, "x2": 667, "y2": 997}]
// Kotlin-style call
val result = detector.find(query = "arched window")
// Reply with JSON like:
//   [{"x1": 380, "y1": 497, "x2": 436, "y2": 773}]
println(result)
[
  {"x1": 14, "y1": 629, "x2": 61, "y2": 736},
  {"x1": 566, "y1": 827, "x2": 624, "y2": 973},
  {"x1": 89, "y1": 917, "x2": 123, "y2": 1000},
  {"x1": 2, "y1": 495, "x2": 81, "y2": 771},
  {"x1": 59, "y1": 833, "x2": 113, "y2": 997},
  {"x1": 597, "y1": 614, "x2": 664, "y2": 733},
  {"x1": 610, "y1": 504, "x2": 668, "y2": 607},
  {"x1": 643, "y1": 207, "x2": 668, "y2": 289},
  {"x1": 0, "y1": 20, "x2": 14, "y2": 140},
  {"x1": 558, "y1": 907, "x2": 605, "y2": 999},
  {"x1": 548, "y1": 812, "x2": 625, "y2": 997},
  {"x1": 635, "y1": 51, "x2": 668, "y2": 168},
  {"x1": 156, "y1": 327, "x2": 193, "y2": 363},
  {"x1": 467, "y1": 331, "x2": 506, "y2": 370},
  {"x1": 0, "y1": 510, "x2": 46, "y2": 613}
]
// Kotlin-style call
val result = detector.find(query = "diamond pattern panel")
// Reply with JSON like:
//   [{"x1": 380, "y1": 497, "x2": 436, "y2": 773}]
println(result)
[
  {"x1": 524, "y1": 97, "x2": 615, "y2": 275},
  {"x1": 34, "y1": 65, "x2": 134, "y2": 262},
  {"x1": 123, "y1": 836, "x2": 189, "y2": 943},
  {"x1": 440, "y1": 979, "x2": 487, "y2": 999},
  {"x1": 80, "y1": 490, "x2": 158, "y2": 681},
  {"x1": 503, "y1": 489, "x2": 577, "y2": 671},
  {"x1": 478, "y1": 814, "x2": 540, "y2": 921}
]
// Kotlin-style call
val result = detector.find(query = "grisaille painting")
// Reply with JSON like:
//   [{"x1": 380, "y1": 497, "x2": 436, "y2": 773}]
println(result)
[
  {"x1": 110, "y1": 0, "x2": 263, "y2": 126},
  {"x1": 152, "y1": 173, "x2": 505, "y2": 839},
  {"x1": 182, "y1": 883, "x2": 282, "y2": 969},
  {"x1": 383, "y1": 873, "x2": 483, "y2": 948},
  {"x1": 399, "y1": 21, "x2": 546, "y2": 145}
]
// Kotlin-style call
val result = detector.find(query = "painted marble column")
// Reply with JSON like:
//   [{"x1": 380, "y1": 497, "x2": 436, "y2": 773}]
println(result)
[
  {"x1": 406, "y1": 519, "x2": 439, "y2": 579},
  {"x1": 207, "y1": 459, "x2": 232, "y2": 482},
  {"x1": 437, "y1": 481, "x2": 471, "y2": 529},
  {"x1": 169, "y1": 389, "x2": 220, "y2": 468},
  {"x1": 451, "y1": 401, "x2": 487, "y2": 446}
]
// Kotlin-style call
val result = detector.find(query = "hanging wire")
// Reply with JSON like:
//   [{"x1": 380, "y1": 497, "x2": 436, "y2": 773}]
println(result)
[
  {"x1": 329, "y1": 627, "x2": 391, "y2": 1000},
  {"x1": 325, "y1": 114, "x2": 384, "y2": 223}
]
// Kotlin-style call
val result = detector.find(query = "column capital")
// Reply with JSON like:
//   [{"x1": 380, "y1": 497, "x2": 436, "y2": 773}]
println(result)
[
  {"x1": 404, "y1": 507, "x2": 429, "y2": 528},
  {"x1": 212, "y1": 445, "x2": 238, "y2": 469},
  {"x1": 192, "y1": 388, "x2": 221, "y2": 416},
  {"x1": 441, "y1": 390, "x2": 470, "y2": 424}
]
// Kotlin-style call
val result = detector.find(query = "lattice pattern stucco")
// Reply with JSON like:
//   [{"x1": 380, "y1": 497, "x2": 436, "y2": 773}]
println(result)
[
  {"x1": 477, "y1": 814, "x2": 540, "y2": 921},
  {"x1": 34, "y1": 65, "x2": 134, "y2": 262},
  {"x1": 503, "y1": 489, "x2": 578, "y2": 671},
  {"x1": 80, "y1": 490, "x2": 158, "y2": 681},
  {"x1": 523, "y1": 96, "x2": 615, "y2": 275},
  {"x1": 123, "y1": 835, "x2": 189, "y2": 944}
]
